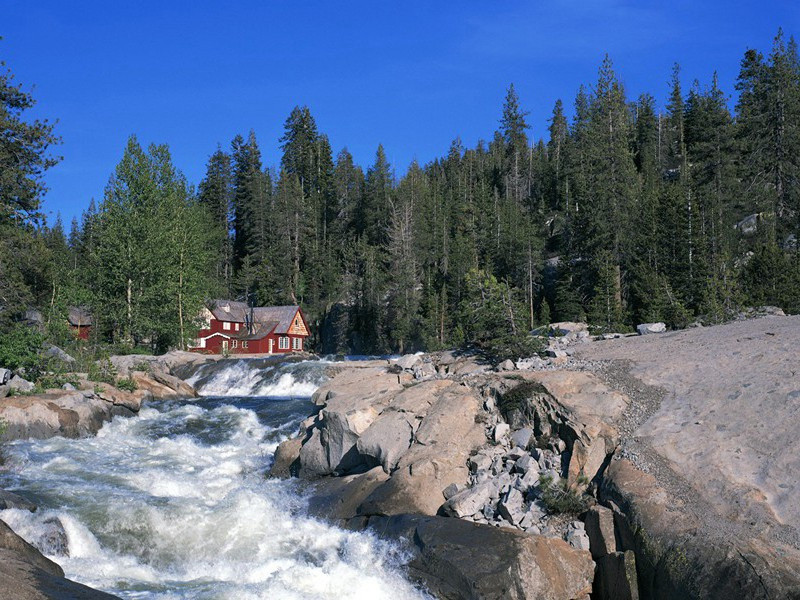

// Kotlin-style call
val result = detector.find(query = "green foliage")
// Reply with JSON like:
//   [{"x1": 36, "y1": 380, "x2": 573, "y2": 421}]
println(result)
[
  {"x1": 538, "y1": 474, "x2": 592, "y2": 515},
  {"x1": 498, "y1": 381, "x2": 545, "y2": 418},
  {"x1": 88, "y1": 357, "x2": 117, "y2": 384},
  {"x1": 0, "y1": 325, "x2": 44, "y2": 375},
  {"x1": 460, "y1": 269, "x2": 541, "y2": 362},
  {"x1": 115, "y1": 377, "x2": 138, "y2": 392}
]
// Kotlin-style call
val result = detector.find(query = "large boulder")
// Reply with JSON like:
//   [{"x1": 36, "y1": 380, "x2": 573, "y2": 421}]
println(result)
[
  {"x1": 357, "y1": 384, "x2": 486, "y2": 516},
  {"x1": 0, "y1": 519, "x2": 120, "y2": 599},
  {"x1": 0, "y1": 489, "x2": 36, "y2": 512},
  {"x1": 0, "y1": 386, "x2": 143, "y2": 442},
  {"x1": 43, "y1": 344, "x2": 76, "y2": 364},
  {"x1": 8, "y1": 374, "x2": 34, "y2": 392},
  {"x1": 150, "y1": 367, "x2": 197, "y2": 398},
  {"x1": 356, "y1": 514, "x2": 594, "y2": 600},
  {"x1": 355, "y1": 410, "x2": 415, "y2": 472},
  {"x1": 636, "y1": 322, "x2": 666, "y2": 335}
]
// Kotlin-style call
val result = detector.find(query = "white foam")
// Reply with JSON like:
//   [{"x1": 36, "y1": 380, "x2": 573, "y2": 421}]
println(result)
[{"x1": 1, "y1": 396, "x2": 431, "y2": 599}]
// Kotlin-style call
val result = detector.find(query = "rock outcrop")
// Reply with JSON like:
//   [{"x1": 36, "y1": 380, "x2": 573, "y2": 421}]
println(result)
[
  {"x1": 354, "y1": 514, "x2": 594, "y2": 600},
  {"x1": 0, "y1": 389, "x2": 144, "y2": 441},
  {"x1": 578, "y1": 315, "x2": 800, "y2": 599},
  {"x1": 0, "y1": 519, "x2": 120, "y2": 599}
]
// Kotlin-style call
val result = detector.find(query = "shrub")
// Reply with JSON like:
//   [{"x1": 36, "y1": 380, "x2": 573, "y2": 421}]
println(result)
[
  {"x1": 36, "y1": 373, "x2": 79, "y2": 390},
  {"x1": 0, "y1": 325, "x2": 44, "y2": 376},
  {"x1": 88, "y1": 357, "x2": 117, "y2": 384},
  {"x1": 538, "y1": 474, "x2": 592, "y2": 515},
  {"x1": 116, "y1": 377, "x2": 138, "y2": 392}
]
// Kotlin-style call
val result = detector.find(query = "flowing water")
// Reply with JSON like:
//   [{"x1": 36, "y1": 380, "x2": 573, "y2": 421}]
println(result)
[{"x1": 0, "y1": 359, "x2": 430, "y2": 599}]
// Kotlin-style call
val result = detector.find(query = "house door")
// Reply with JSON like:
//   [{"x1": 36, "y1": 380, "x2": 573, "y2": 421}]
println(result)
[
  {"x1": 222, "y1": 340, "x2": 229, "y2": 352},
  {"x1": 268, "y1": 339, "x2": 274, "y2": 354}
]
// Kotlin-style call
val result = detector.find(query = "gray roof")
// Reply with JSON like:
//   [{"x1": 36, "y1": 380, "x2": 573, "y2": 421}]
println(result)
[
  {"x1": 251, "y1": 306, "x2": 302, "y2": 334},
  {"x1": 209, "y1": 300, "x2": 250, "y2": 323},
  {"x1": 236, "y1": 320, "x2": 279, "y2": 341},
  {"x1": 67, "y1": 306, "x2": 93, "y2": 327}
]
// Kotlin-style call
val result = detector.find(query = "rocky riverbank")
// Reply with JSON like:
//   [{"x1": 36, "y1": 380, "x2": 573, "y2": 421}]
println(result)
[{"x1": 271, "y1": 316, "x2": 800, "y2": 599}]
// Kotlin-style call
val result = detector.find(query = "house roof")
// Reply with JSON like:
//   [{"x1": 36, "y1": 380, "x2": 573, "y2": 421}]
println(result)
[
  {"x1": 67, "y1": 306, "x2": 93, "y2": 327},
  {"x1": 236, "y1": 320, "x2": 279, "y2": 341},
  {"x1": 208, "y1": 299, "x2": 250, "y2": 323},
  {"x1": 251, "y1": 306, "x2": 302, "y2": 334}
]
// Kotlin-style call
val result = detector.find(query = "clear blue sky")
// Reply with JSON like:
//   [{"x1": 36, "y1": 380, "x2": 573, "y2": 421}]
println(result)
[{"x1": 4, "y1": 1, "x2": 799, "y2": 225}]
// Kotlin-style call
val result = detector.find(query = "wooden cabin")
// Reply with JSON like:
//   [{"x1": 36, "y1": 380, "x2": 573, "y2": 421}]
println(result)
[
  {"x1": 68, "y1": 306, "x2": 93, "y2": 340},
  {"x1": 190, "y1": 300, "x2": 309, "y2": 355}
]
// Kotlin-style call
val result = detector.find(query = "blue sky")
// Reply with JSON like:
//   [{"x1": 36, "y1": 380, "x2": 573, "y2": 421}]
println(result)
[{"x1": 4, "y1": 1, "x2": 799, "y2": 225}]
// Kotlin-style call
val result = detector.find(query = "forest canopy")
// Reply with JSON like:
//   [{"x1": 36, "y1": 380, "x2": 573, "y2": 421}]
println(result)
[{"x1": 2, "y1": 29, "x2": 799, "y2": 358}]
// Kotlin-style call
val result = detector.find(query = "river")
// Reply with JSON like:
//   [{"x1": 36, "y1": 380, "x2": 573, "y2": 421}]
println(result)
[{"x1": 0, "y1": 359, "x2": 431, "y2": 599}]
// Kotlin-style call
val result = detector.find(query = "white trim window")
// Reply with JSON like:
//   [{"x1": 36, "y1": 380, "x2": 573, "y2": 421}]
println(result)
[
  {"x1": 292, "y1": 337, "x2": 302, "y2": 350},
  {"x1": 231, "y1": 340, "x2": 238, "y2": 348},
  {"x1": 242, "y1": 341, "x2": 248, "y2": 349},
  {"x1": 223, "y1": 322, "x2": 231, "y2": 331},
  {"x1": 279, "y1": 336, "x2": 289, "y2": 350}
]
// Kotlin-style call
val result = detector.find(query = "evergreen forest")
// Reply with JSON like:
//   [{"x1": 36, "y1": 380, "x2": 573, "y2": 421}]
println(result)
[{"x1": 3, "y1": 30, "x2": 799, "y2": 359}]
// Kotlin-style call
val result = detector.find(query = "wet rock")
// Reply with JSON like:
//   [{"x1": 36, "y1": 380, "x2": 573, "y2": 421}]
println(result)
[
  {"x1": 38, "y1": 517, "x2": 69, "y2": 557},
  {"x1": 0, "y1": 391, "x2": 121, "y2": 441},
  {"x1": 636, "y1": 322, "x2": 666, "y2": 335},
  {"x1": 0, "y1": 519, "x2": 120, "y2": 599},
  {"x1": 268, "y1": 437, "x2": 302, "y2": 478},
  {"x1": 0, "y1": 490, "x2": 36, "y2": 512},
  {"x1": 306, "y1": 467, "x2": 390, "y2": 522},
  {"x1": 150, "y1": 367, "x2": 197, "y2": 398}
]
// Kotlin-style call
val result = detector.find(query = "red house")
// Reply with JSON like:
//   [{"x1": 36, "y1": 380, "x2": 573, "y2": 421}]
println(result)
[
  {"x1": 190, "y1": 300, "x2": 310, "y2": 355},
  {"x1": 68, "y1": 306, "x2": 93, "y2": 340}
]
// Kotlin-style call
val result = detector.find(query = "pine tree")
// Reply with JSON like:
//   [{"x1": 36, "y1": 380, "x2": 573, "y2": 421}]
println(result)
[{"x1": 198, "y1": 146, "x2": 234, "y2": 294}]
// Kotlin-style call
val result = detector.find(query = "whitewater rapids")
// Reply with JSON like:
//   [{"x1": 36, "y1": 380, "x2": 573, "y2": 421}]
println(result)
[{"x1": 0, "y1": 360, "x2": 431, "y2": 599}]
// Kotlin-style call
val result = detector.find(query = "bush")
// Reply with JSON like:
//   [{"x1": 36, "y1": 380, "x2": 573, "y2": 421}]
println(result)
[
  {"x1": 36, "y1": 373, "x2": 79, "y2": 390},
  {"x1": 538, "y1": 474, "x2": 592, "y2": 515},
  {"x1": 0, "y1": 325, "x2": 44, "y2": 376},
  {"x1": 88, "y1": 356, "x2": 117, "y2": 384},
  {"x1": 116, "y1": 377, "x2": 138, "y2": 392}
]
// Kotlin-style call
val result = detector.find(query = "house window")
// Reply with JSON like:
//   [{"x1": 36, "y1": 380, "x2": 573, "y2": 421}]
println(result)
[
  {"x1": 292, "y1": 337, "x2": 302, "y2": 350},
  {"x1": 232, "y1": 340, "x2": 238, "y2": 348},
  {"x1": 242, "y1": 341, "x2": 248, "y2": 349},
  {"x1": 279, "y1": 336, "x2": 289, "y2": 350},
  {"x1": 223, "y1": 322, "x2": 231, "y2": 330}
]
